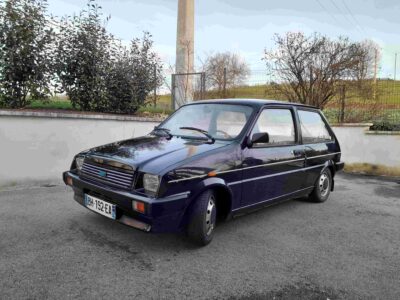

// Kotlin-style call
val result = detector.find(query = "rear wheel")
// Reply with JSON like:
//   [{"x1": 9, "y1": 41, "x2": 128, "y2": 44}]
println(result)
[
  {"x1": 187, "y1": 190, "x2": 217, "y2": 246},
  {"x1": 309, "y1": 168, "x2": 332, "y2": 203}
]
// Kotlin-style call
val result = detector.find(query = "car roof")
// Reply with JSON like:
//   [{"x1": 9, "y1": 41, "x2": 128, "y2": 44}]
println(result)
[{"x1": 185, "y1": 98, "x2": 318, "y2": 110}]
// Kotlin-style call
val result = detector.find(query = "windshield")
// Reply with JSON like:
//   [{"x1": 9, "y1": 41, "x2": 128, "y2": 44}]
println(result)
[{"x1": 158, "y1": 103, "x2": 254, "y2": 140}]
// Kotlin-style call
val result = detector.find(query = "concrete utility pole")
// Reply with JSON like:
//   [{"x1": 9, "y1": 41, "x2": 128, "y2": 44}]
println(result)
[
  {"x1": 373, "y1": 48, "x2": 378, "y2": 100},
  {"x1": 175, "y1": 0, "x2": 194, "y2": 108},
  {"x1": 395, "y1": 53, "x2": 397, "y2": 81}
]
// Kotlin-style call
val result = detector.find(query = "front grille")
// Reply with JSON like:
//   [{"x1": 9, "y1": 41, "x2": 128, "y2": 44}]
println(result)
[{"x1": 80, "y1": 161, "x2": 135, "y2": 190}]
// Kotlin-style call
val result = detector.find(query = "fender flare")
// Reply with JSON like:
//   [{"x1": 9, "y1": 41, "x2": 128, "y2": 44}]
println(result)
[
  {"x1": 191, "y1": 177, "x2": 233, "y2": 200},
  {"x1": 180, "y1": 177, "x2": 234, "y2": 229},
  {"x1": 320, "y1": 160, "x2": 335, "y2": 191}
]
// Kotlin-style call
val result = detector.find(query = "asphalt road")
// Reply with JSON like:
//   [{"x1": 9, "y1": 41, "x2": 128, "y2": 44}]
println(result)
[{"x1": 1, "y1": 173, "x2": 399, "y2": 300}]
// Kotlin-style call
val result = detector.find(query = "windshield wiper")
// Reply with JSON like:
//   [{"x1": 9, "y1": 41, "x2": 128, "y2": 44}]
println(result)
[
  {"x1": 179, "y1": 127, "x2": 215, "y2": 143},
  {"x1": 153, "y1": 127, "x2": 173, "y2": 139}
]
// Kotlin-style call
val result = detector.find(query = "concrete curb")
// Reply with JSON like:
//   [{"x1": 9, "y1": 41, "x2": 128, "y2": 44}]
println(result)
[
  {"x1": 365, "y1": 130, "x2": 400, "y2": 135},
  {"x1": 331, "y1": 123, "x2": 373, "y2": 127},
  {"x1": 0, "y1": 109, "x2": 166, "y2": 122}
]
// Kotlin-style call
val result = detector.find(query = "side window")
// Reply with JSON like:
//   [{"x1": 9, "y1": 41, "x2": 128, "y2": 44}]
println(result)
[
  {"x1": 251, "y1": 108, "x2": 296, "y2": 145},
  {"x1": 298, "y1": 110, "x2": 333, "y2": 143},
  {"x1": 215, "y1": 111, "x2": 248, "y2": 138}
]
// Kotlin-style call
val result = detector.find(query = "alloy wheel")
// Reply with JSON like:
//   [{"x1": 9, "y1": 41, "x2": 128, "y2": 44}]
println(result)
[
  {"x1": 319, "y1": 173, "x2": 330, "y2": 197},
  {"x1": 205, "y1": 196, "x2": 215, "y2": 236}
]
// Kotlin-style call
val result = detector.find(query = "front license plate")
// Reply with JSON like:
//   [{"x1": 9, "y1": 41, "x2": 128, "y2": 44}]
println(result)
[{"x1": 84, "y1": 194, "x2": 116, "y2": 220}]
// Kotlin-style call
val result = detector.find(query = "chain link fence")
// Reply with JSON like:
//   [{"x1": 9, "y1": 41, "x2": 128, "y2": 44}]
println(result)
[
  {"x1": 322, "y1": 79, "x2": 400, "y2": 124},
  {"x1": 171, "y1": 72, "x2": 206, "y2": 109},
  {"x1": 155, "y1": 70, "x2": 400, "y2": 124}
]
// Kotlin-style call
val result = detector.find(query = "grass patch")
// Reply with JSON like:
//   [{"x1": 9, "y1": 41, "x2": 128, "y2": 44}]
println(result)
[
  {"x1": 6, "y1": 79, "x2": 400, "y2": 123},
  {"x1": 0, "y1": 181, "x2": 17, "y2": 189},
  {"x1": 24, "y1": 98, "x2": 174, "y2": 115},
  {"x1": 157, "y1": 94, "x2": 172, "y2": 108},
  {"x1": 344, "y1": 163, "x2": 400, "y2": 177},
  {"x1": 27, "y1": 99, "x2": 74, "y2": 110},
  {"x1": 208, "y1": 82, "x2": 400, "y2": 124}
]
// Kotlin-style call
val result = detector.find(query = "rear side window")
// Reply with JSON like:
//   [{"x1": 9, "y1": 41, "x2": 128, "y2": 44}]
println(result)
[
  {"x1": 252, "y1": 108, "x2": 295, "y2": 145},
  {"x1": 298, "y1": 110, "x2": 333, "y2": 143}
]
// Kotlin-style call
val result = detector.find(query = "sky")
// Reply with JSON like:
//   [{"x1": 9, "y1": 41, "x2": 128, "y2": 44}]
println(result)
[{"x1": 47, "y1": 0, "x2": 400, "y2": 78}]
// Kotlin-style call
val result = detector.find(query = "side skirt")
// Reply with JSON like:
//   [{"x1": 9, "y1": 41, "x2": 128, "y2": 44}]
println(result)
[{"x1": 231, "y1": 186, "x2": 314, "y2": 218}]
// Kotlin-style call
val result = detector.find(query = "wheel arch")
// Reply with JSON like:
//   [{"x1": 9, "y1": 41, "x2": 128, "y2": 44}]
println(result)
[
  {"x1": 181, "y1": 177, "x2": 233, "y2": 228},
  {"x1": 321, "y1": 160, "x2": 335, "y2": 191}
]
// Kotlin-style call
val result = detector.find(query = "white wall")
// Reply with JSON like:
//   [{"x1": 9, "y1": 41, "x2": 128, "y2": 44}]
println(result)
[
  {"x1": 0, "y1": 116, "x2": 158, "y2": 186},
  {"x1": 0, "y1": 116, "x2": 399, "y2": 186},
  {"x1": 332, "y1": 126, "x2": 400, "y2": 166}
]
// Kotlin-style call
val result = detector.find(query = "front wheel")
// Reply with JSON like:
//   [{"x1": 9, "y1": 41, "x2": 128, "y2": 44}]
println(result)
[
  {"x1": 308, "y1": 168, "x2": 332, "y2": 203},
  {"x1": 187, "y1": 190, "x2": 217, "y2": 246}
]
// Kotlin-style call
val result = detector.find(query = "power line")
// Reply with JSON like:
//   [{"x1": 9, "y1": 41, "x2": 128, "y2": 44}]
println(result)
[
  {"x1": 315, "y1": 0, "x2": 368, "y2": 37},
  {"x1": 340, "y1": 0, "x2": 368, "y2": 35},
  {"x1": 315, "y1": 0, "x2": 340, "y2": 24},
  {"x1": 328, "y1": 0, "x2": 363, "y2": 35}
]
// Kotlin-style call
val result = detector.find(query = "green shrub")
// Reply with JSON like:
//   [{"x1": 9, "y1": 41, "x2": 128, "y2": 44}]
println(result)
[
  {"x1": 54, "y1": 0, "x2": 163, "y2": 113},
  {"x1": 0, "y1": 0, "x2": 54, "y2": 108},
  {"x1": 105, "y1": 34, "x2": 163, "y2": 113},
  {"x1": 369, "y1": 121, "x2": 400, "y2": 131}
]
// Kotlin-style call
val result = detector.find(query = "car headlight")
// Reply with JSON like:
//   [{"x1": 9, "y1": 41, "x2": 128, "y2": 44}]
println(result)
[
  {"x1": 143, "y1": 173, "x2": 160, "y2": 195},
  {"x1": 75, "y1": 156, "x2": 84, "y2": 170}
]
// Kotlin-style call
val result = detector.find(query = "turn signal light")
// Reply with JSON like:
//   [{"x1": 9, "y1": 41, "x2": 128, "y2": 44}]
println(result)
[
  {"x1": 132, "y1": 201, "x2": 146, "y2": 214},
  {"x1": 66, "y1": 177, "x2": 73, "y2": 186}
]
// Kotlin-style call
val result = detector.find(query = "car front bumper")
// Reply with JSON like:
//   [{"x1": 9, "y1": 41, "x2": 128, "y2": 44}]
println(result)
[{"x1": 63, "y1": 171, "x2": 192, "y2": 233}]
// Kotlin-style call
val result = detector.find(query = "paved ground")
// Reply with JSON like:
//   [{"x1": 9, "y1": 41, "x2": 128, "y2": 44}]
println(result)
[{"x1": 0, "y1": 173, "x2": 399, "y2": 299}]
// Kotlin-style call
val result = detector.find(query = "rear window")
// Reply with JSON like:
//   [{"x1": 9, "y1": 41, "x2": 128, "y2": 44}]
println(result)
[{"x1": 298, "y1": 110, "x2": 333, "y2": 143}]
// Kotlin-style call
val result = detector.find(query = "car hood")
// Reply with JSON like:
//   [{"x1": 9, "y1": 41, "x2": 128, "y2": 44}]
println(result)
[{"x1": 84, "y1": 135, "x2": 231, "y2": 174}]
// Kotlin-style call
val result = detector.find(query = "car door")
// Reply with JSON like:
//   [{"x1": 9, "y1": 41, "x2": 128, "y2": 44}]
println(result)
[
  {"x1": 240, "y1": 106, "x2": 306, "y2": 208},
  {"x1": 297, "y1": 109, "x2": 337, "y2": 188}
]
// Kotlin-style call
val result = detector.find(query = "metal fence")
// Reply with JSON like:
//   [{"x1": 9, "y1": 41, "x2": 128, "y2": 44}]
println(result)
[
  {"x1": 155, "y1": 70, "x2": 400, "y2": 124},
  {"x1": 171, "y1": 72, "x2": 206, "y2": 109},
  {"x1": 324, "y1": 79, "x2": 400, "y2": 124}
]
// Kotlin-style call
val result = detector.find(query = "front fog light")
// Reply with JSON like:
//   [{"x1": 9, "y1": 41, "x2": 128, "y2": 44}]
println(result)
[
  {"x1": 143, "y1": 173, "x2": 160, "y2": 195},
  {"x1": 75, "y1": 156, "x2": 84, "y2": 170}
]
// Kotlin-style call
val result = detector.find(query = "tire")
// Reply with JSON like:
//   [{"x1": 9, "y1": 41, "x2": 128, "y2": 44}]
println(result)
[
  {"x1": 187, "y1": 190, "x2": 217, "y2": 246},
  {"x1": 308, "y1": 168, "x2": 332, "y2": 203}
]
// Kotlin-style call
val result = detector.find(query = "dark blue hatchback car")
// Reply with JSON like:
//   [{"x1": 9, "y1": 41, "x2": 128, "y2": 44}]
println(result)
[{"x1": 63, "y1": 99, "x2": 344, "y2": 245}]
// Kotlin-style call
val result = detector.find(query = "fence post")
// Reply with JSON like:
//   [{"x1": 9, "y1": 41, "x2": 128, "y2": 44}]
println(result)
[
  {"x1": 339, "y1": 85, "x2": 346, "y2": 123},
  {"x1": 201, "y1": 72, "x2": 206, "y2": 100},
  {"x1": 373, "y1": 49, "x2": 377, "y2": 100},
  {"x1": 171, "y1": 74, "x2": 176, "y2": 110},
  {"x1": 153, "y1": 65, "x2": 157, "y2": 107},
  {"x1": 223, "y1": 67, "x2": 227, "y2": 98}
]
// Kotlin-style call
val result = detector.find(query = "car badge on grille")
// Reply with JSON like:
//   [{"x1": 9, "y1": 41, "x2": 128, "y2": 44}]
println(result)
[{"x1": 98, "y1": 170, "x2": 107, "y2": 178}]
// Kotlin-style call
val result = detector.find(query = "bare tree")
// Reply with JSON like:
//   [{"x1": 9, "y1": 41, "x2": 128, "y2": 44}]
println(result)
[
  {"x1": 264, "y1": 32, "x2": 369, "y2": 108},
  {"x1": 339, "y1": 39, "x2": 381, "y2": 122},
  {"x1": 346, "y1": 39, "x2": 381, "y2": 102},
  {"x1": 202, "y1": 52, "x2": 250, "y2": 97},
  {"x1": 355, "y1": 39, "x2": 380, "y2": 81}
]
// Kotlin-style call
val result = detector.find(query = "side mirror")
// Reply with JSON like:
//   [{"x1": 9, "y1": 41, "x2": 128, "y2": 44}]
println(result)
[{"x1": 248, "y1": 132, "x2": 269, "y2": 147}]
